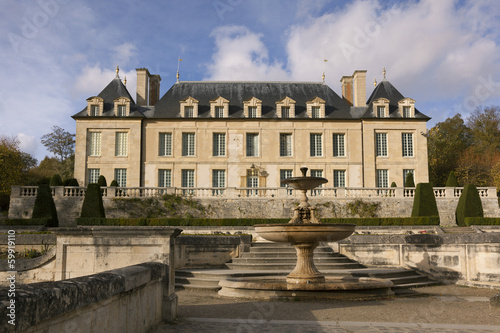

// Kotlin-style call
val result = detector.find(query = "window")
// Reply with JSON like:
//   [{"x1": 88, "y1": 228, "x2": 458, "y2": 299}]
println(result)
[
  {"x1": 377, "y1": 106, "x2": 385, "y2": 118},
  {"x1": 276, "y1": 97, "x2": 295, "y2": 118},
  {"x1": 310, "y1": 170, "x2": 323, "y2": 196},
  {"x1": 280, "y1": 134, "x2": 292, "y2": 157},
  {"x1": 248, "y1": 106, "x2": 257, "y2": 118},
  {"x1": 117, "y1": 105, "x2": 126, "y2": 116},
  {"x1": 376, "y1": 133, "x2": 387, "y2": 157},
  {"x1": 333, "y1": 170, "x2": 346, "y2": 187},
  {"x1": 114, "y1": 169, "x2": 127, "y2": 187},
  {"x1": 398, "y1": 98, "x2": 415, "y2": 118},
  {"x1": 182, "y1": 133, "x2": 195, "y2": 156},
  {"x1": 88, "y1": 132, "x2": 101, "y2": 156},
  {"x1": 213, "y1": 133, "x2": 226, "y2": 157},
  {"x1": 311, "y1": 106, "x2": 320, "y2": 118},
  {"x1": 159, "y1": 133, "x2": 172, "y2": 156},
  {"x1": 281, "y1": 107, "x2": 290, "y2": 118},
  {"x1": 158, "y1": 169, "x2": 172, "y2": 187},
  {"x1": 403, "y1": 106, "x2": 411, "y2": 118},
  {"x1": 181, "y1": 169, "x2": 195, "y2": 195},
  {"x1": 310, "y1": 134, "x2": 322, "y2": 157},
  {"x1": 402, "y1": 133, "x2": 414, "y2": 157},
  {"x1": 280, "y1": 169, "x2": 293, "y2": 195},
  {"x1": 403, "y1": 169, "x2": 414, "y2": 187},
  {"x1": 333, "y1": 134, "x2": 345, "y2": 157},
  {"x1": 212, "y1": 169, "x2": 225, "y2": 195},
  {"x1": 115, "y1": 132, "x2": 128, "y2": 156},
  {"x1": 215, "y1": 106, "x2": 224, "y2": 118},
  {"x1": 246, "y1": 133, "x2": 259, "y2": 157},
  {"x1": 88, "y1": 169, "x2": 100, "y2": 184},
  {"x1": 376, "y1": 169, "x2": 388, "y2": 188},
  {"x1": 247, "y1": 168, "x2": 259, "y2": 196},
  {"x1": 91, "y1": 105, "x2": 100, "y2": 116},
  {"x1": 184, "y1": 106, "x2": 194, "y2": 118}
]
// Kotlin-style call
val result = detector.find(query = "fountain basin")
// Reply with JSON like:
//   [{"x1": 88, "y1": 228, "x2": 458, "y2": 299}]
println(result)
[
  {"x1": 281, "y1": 176, "x2": 328, "y2": 190},
  {"x1": 254, "y1": 223, "x2": 356, "y2": 243}
]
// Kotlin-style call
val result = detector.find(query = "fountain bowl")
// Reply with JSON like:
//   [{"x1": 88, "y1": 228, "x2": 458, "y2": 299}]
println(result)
[
  {"x1": 281, "y1": 176, "x2": 328, "y2": 190},
  {"x1": 254, "y1": 223, "x2": 356, "y2": 243}
]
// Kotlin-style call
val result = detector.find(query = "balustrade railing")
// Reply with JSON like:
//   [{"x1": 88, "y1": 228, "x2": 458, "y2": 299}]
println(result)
[{"x1": 11, "y1": 186, "x2": 498, "y2": 199}]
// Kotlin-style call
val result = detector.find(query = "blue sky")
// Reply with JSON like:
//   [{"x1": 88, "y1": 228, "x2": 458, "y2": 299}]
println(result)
[{"x1": 1, "y1": 0, "x2": 500, "y2": 162}]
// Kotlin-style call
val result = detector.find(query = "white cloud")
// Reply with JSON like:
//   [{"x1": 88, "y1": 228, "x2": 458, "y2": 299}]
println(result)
[{"x1": 17, "y1": 133, "x2": 37, "y2": 157}]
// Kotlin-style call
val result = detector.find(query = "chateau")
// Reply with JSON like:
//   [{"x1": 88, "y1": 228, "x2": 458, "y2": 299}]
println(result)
[{"x1": 73, "y1": 67, "x2": 430, "y2": 191}]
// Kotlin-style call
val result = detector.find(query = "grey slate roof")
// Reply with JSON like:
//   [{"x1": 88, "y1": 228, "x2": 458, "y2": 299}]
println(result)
[
  {"x1": 152, "y1": 81, "x2": 354, "y2": 119},
  {"x1": 363, "y1": 80, "x2": 430, "y2": 120}
]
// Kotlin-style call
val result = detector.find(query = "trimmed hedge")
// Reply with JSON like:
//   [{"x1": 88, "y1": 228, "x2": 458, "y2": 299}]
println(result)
[
  {"x1": 405, "y1": 172, "x2": 415, "y2": 187},
  {"x1": 49, "y1": 174, "x2": 63, "y2": 186},
  {"x1": 445, "y1": 171, "x2": 458, "y2": 187},
  {"x1": 98, "y1": 175, "x2": 107, "y2": 187},
  {"x1": 0, "y1": 218, "x2": 51, "y2": 226},
  {"x1": 81, "y1": 183, "x2": 106, "y2": 218},
  {"x1": 411, "y1": 183, "x2": 439, "y2": 217},
  {"x1": 464, "y1": 217, "x2": 500, "y2": 226},
  {"x1": 32, "y1": 184, "x2": 58, "y2": 227},
  {"x1": 77, "y1": 216, "x2": 440, "y2": 226},
  {"x1": 456, "y1": 184, "x2": 483, "y2": 227}
]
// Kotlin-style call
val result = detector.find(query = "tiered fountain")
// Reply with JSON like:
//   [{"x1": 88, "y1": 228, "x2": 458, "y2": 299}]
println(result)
[{"x1": 218, "y1": 167, "x2": 393, "y2": 299}]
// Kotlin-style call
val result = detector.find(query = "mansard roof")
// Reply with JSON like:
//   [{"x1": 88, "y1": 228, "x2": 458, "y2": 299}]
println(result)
[
  {"x1": 152, "y1": 81, "x2": 354, "y2": 119},
  {"x1": 363, "y1": 80, "x2": 430, "y2": 119}
]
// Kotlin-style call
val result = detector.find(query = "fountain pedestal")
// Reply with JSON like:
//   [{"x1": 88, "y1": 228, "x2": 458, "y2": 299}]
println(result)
[{"x1": 287, "y1": 242, "x2": 324, "y2": 283}]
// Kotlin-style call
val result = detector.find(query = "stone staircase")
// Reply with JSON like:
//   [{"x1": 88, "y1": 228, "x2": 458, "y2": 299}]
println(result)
[
  {"x1": 441, "y1": 227, "x2": 476, "y2": 234},
  {"x1": 175, "y1": 242, "x2": 439, "y2": 292}
]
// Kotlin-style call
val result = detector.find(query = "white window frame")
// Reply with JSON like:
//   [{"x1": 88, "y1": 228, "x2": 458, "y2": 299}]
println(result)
[
  {"x1": 88, "y1": 132, "x2": 101, "y2": 156},
  {"x1": 159, "y1": 133, "x2": 172, "y2": 156},
  {"x1": 114, "y1": 168, "x2": 127, "y2": 187},
  {"x1": 213, "y1": 133, "x2": 226, "y2": 157},
  {"x1": 246, "y1": 168, "x2": 259, "y2": 196},
  {"x1": 115, "y1": 132, "x2": 128, "y2": 157},
  {"x1": 248, "y1": 106, "x2": 257, "y2": 118},
  {"x1": 88, "y1": 168, "x2": 100, "y2": 184},
  {"x1": 182, "y1": 133, "x2": 196, "y2": 156},
  {"x1": 246, "y1": 133, "x2": 259, "y2": 157},
  {"x1": 376, "y1": 169, "x2": 388, "y2": 188},
  {"x1": 403, "y1": 169, "x2": 414, "y2": 187},
  {"x1": 310, "y1": 133, "x2": 323, "y2": 157},
  {"x1": 215, "y1": 106, "x2": 224, "y2": 118},
  {"x1": 212, "y1": 169, "x2": 225, "y2": 196},
  {"x1": 376, "y1": 133, "x2": 388, "y2": 157},
  {"x1": 333, "y1": 170, "x2": 346, "y2": 187},
  {"x1": 333, "y1": 133, "x2": 345, "y2": 157},
  {"x1": 158, "y1": 169, "x2": 172, "y2": 188},
  {"x1": 402, "y1": 133, "x2": 414, "y2": 157},
  {"x1": 280, "y1": 169, "x2": 293, "y2": 195},
  {"x1": 181, "y1": 169, "x2": 195, "y2": 195},
  {"x1": 310, "y1": 170, "x2": 323, "y2": 196},
  {"x1": 280, "y1": 133, "x2": 292, "y2": 157}
]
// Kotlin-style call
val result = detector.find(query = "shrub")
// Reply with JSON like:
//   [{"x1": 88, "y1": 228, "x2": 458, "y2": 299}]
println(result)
[
  {"x1": 81, "y1": 184, "x2": 106, "y2": 218},
  {"x1": 464, "y1": 217, "x2": 500, "y2": 226},
  {"x1": 32, "y1": 184, "x2": 58, "y2": 227},
  {"x1": 456, "y1": 184, "x2": 483, "y2": 226},
  {"x1": 98, "y1": 175, "x2": 107, "y2": 187},
  {"x1": 411, "y1": 183, "x2": 439, "y2": 217},
  {"x1": 445, "y1": 171, "x2": 459, "y2": 187},
  {"x1": 49, "y1": 174, "x2": 63, "y2": 186},
  {"x1": 110, "y1": 180, "x2": 118, "y2": 187},
  {"x1": 65, "y1": 178, "x2": 79, "y2": 186},
  {"x1": 391, "y1": 182, "x2": 397, "y2": 187},
  {"x1": 0, "y1": 218, "x2": 50, "y2": 226},
  {"x1": 405, "y1": 172, "x2": 415, "y2": 187}
]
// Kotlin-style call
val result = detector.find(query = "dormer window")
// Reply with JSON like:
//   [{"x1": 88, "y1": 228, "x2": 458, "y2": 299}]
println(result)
[
  {"x1": 373, "y1": 98, "x2": 390, "y2": 118},
  {"x1": 276, "y1": 97, "x2": 296, "y2": 118},
  {"x1": 210, "y1": 97, "x2": 229, "y2": 118},
  {"x1": 398, "y1": 98, "x2": 416, "y2": 118},
  {"x1": 180, "y1": 96, "x2": 199, "y2": 118},
  {"x1": 306, "y1": 97, "x2": 326, "y2": 118},
  {"x1": 243, "y1": 97, "x2": 262, "y2": 118},
  {"x1": 86, "y1": 96, "x2": 104, "y2": 117},
  {"x1": 114, "y1": 97, "x2": 131, "y2": 117}
]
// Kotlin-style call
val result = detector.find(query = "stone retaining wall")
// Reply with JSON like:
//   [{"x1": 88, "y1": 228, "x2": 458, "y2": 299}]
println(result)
[{"x1": 0, "y1": 262, "x2": 176, "y2": 332}]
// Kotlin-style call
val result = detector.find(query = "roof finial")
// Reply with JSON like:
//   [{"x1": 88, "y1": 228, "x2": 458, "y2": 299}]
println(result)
[
  {"x1": 374, "y1": 78, "x2": 377, "y2": 86},
  {"x1": 382, "y1": 67, "x2": 386, "y2": 79},
  {"x1": 116, "y1": 65, "x2": 120, "y2": 78},
  {"x1": 176, "y1": 58, "x2": 182, "y2": 83},
  {"x1": 124, "y1": 76, "x2": 127, "y2": 85},
  {"x1": 322, "y1": 59, "x2": 328, "y2": 83}
]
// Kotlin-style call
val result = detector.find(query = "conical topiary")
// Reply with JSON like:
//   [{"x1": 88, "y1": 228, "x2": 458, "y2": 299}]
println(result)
[
  {"x1": 391, "y1": 182, "x2": 397, "y2": 187},
  {"x1": 110, "y1": 180, "x2": 118, "y2": 187},
  {"x1": 411, "y1": 183, "x2": 439, "y2": 217},
  {"x1": 97, "y1": 175, "x2": 107, "y2": 187},
  {"x1": 65, "y1": 178, "x2": 79, "y2": 186},
  {"x1": 456, "y1": 184, "x2": 483, "y2": 226},
  {"x1": 81, "y1": 183, "x2": 106, "y2": 218},
  {"x1": 32, "y1": 184, "x2": 59, "y2": 227},
  {"x1": 445, "y1": 171, "x2": 459, "y2": 187},
  {"x1": 405, "y1": 172, "x2": 415, "y2": 187},
  {"x1": 49, "y1": 174, "x2": 63, "y2": 186}
]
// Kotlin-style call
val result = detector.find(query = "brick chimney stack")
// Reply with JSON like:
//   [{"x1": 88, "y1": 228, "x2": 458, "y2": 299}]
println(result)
[
  {"x1": 136, "y1": 68, "x2": 161, "y2": 106},
  {"x1": 149, "y1": 74, "x2": 162, "y2": 106},
  {"x1": 340, "y1": 75, "x2": 353, "y2": 106},
  {"x1": 352, "y1": 70, "x2": 367, "y2": 107}
]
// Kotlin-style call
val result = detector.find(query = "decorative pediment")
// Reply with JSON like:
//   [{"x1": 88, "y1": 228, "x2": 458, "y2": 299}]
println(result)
[
  {"x1": 243, "y1": 97, "x2": 262, "y2": 118},
  {"x1": 306, "y1": 96, "x2": 326, "y2": 118},
  {"x1": 398, "y1": 98, "x2": 416, "y2": 118},
  {"x1": 113, "y1": 97, "x2": 131, "y2": 116},
  {"x1": 86, "y1": 96, "x2": 104, "y2": 116},
  {"x1": 179, "y1": 96, "x2": 199, "y2": 117},
  {"x1": 210, "y1": 96, "x2": 229, "y2": 118}
]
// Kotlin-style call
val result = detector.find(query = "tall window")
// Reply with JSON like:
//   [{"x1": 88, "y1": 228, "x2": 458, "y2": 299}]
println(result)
[
  {"x1": 115, "y1": 132, "x2": 128, "y2": 156},
  {"x1": 158, "y1": 169, "x2": 172, "y2": 187},
  {"x1": 88, "y1": 132, "x2": 101, "y2": 156},
  {"x1": 247, "y1": 168, "x2": 259, "y2": 196},
  {"x1": 117, "y1": 105, "x2": 126, "y2": 116},
  {"x1": 248, "y1": 106, "x2": 257, "y2": 118},
  {"x1": 90, "y1": 105, "x2": 99, "y2": 116},
  {"x1": 281, "y1": 107, "x2": 290, "y2": 118},
  {"x1": 114, "y1": 169, "x2": 127, "y2": 187},
  {"x1": 280, "y1": 169, "x2": 293, "y2": 195},
  {"x1": 310, "y1": 134, "x2": 322, "y2": 157},
  {"x1": 333, "y1": 170, "x2": 346, "y2": 187},
  {"x1": 159, "y1": 133, "x2": 172, "y2": 156},
  {"x1": 88, "y1": 169, "x2": 100, "y2": 184},
  {"x1": 332, "y1": 134, "x2": 345, "y2": 157},
  {"x1": 402, "y1": 133, "x2": 414, "y2": 157},
  {"x1": 182, "y1": 133, "x2": 195, "y2": 156},
  {"x1": 403, "y1": 106, "x2": 411, "y2": 118},
  {"x1": 377, "y1": 106, "x2": 385, "y2": 117},
  {"x1": 311, "y1": 106, "x2": 320, "y2": 118},
  {"x1": 310, "y1": 170, "x2": 323, "y2": 196},
  {"x1": 246, "y1": 133, "x2": 259, "y2": 157},
  {"x1": 184, "y1": 106, "x2": 194, "y2": 118},
  {"x1": 212, "y1": 169, "x2": 225, "y2": 195},
  {"x1": 280, "y1": 133, "x2": 292, "y2": 157},
  {"x1": 181, "y1": 169, "x2": 195, "y2": 195},
  {"x1": 376, "y1": 169, "x2": 388, "y2": 188},
  {"x1": 213, "y1": 133, "x2": 226, "y2": 157},
  {"x1": 403, "y1": 169, "x2": 414, "y2": 187},
  {"x1": 215, "y1": 106, "x2": 224, "y2": 118},
  {"x1": 376, "y1": 133, "x2": 387, "y2": 157}
]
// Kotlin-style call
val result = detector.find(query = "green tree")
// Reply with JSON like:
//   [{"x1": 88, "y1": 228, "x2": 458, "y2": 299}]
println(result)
[
  {"x1": 455, "y1": 184, "x2": 483, "y2": 226},
  {"x1": 41, "y1": 126, "x2": 75, "y2": 162},
  {"x1": 445, "y1": 171, "x2": 459, "y2": 187},
  {"x1": 404, "y1": 172, "x2": 415, "y2": 187},
  {"x1": 427, "y1": 114, "x2": 472, "y2": 186},
  {"x1": 32, "y1": 184, "x2": 59, "y2": 227},
  {"x1": 0, "y1": 136, "x2": 36, "y2": 197},
  {"x1": 411, "y1": 183, "x2": 439, "y2": 217},
  {"x1": 81, "y1": 184, "x2": 105, "y2": 218},
  {"x1": 467, "y1": 106, "x2": 500, "y2": 155}
]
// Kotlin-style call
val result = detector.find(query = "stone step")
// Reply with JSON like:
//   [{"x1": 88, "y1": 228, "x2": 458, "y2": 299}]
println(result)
[
  {"x1": 248, "y1": 246, "x2": 335, "y2": 253},
  {"x1": 175, "y1": 283, "x2": 221, "y2": 291},
  {"x1": 175, "y1": 277, "x2": 222, "y2": 287},
  {"x1": 387, "y1": 275, "x2": 431, "y2": 286},
  {"x1": 391, "y1": 281, "x2": 440, "y2": 289},
  {"x1": 226, "y1": 262, "x2": 363, "y2": 270},
  {"x1": 230, "y1": 257, "x2": 354, "y2": 264},
  {"x1": 240, "y1": 252, "x2": 343, "y2": 258},
  {"x1": 441, "y1": 227, "x2": 476, "y2": 234}
]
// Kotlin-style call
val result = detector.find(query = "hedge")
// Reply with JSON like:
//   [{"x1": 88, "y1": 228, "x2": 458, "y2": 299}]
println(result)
[
  {"x1": 456, "y1": 184, "x2": 483, "y2": 226},
  {"x1": 464, "y1": 217, "x2": 500, "y2": 226},
  {"x1": 0, "y1": 218, "x2": 51, "y2": 226},
  {"x1": 77, "y1": 217, "x2": 440, "y2": 226},
  {"x1": 32, "y1": 184, "x2": 58, "y2": 227},
  {"x1": 411, "y1": 183, "x2": 439, "y2": 217},
  {"x1": 81, "y1": 183, "x2": 105, "y2": 218}
]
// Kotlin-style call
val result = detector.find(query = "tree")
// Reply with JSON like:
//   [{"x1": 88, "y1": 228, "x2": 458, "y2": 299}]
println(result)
[
  {"x1": 404, "y1": 172, "x2": 415, "y2": 187},
  {"x1": 445, "y1": 171, "x2": 459, "y2": 187},
  {"x1": 427, "y1": 114, "x2": 472, "y2": 186},
  {"x1": 411, "y1": 183, "x2": 439, "y2": 217},
  {"x1": 455, "y1": 184, "x2": 483, "y2": 227},
  {"x1": 41, "y1": 126, "x2": 75, "y2": 162},
  {"x1": 467, "y1": 106, "x2": 500, "y2": 155},
  {"x1": 455, "y1": 148, "x2": 493, "y2": 186},
  {"x1": 81, "y1": 184, "x2": 105, "y2": 218},
  {"x1": 0, "y1": 136, "x2": 36, "y2": 196},
  {"x1": 32, "y1": 184, "x2": 59, "y2": 227}
]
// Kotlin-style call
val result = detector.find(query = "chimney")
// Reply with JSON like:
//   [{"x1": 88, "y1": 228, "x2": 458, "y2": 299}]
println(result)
[
  {"x1": 149, "y1": 74, "x2": 162, "y2": 106},
  {"x1": 340, "y1": 75, "x2": 353, "y2": 106},
  {"x1": 136, "y1": 68, "x2": 150, "y2": 106},
  {"x1": 352, "y1": 70, "x2": 367, "y2": 107}
]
